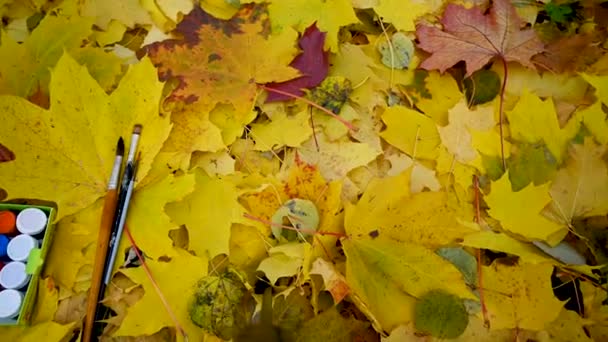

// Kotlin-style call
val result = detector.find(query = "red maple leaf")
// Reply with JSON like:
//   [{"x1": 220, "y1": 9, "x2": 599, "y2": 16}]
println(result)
[
  {"x1": 416, "y1": 0, "x2": 544, "y2": 76},
  {"x1": 264, "y1": 23, "x2": 329, "y2": 102}
]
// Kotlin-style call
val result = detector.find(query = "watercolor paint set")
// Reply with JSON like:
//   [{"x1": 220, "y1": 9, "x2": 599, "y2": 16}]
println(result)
[{"x1": 0, "y1": 203, "x2": 55, "y2": 325}]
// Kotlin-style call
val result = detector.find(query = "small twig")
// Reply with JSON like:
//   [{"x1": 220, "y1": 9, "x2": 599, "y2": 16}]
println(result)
[
  {"x1": 473, "y1": 176, "x2": 489, "y2": 326},
  {"x1": 243, "y1": 213, "x2": 346, "y2": 238},
  {"x1": 377, "y1": 18, "x2": 395, "y2": 88},
  {"x1": 309, "y1": 106, "x2": 320, "y2": 152},
  {"x1": 259, "y1": 85, "x2": 357, "y2": 131},
  {"x1": 123, "y1": 225, "x2": 189, "y2": 341},
  {"x1": 498, "y1": 58, "x2": 508, "y2": 170}
]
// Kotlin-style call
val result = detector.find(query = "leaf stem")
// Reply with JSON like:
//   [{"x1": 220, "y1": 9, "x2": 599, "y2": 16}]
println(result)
[
  {"x1": 259, "y1": 85, "x2": 357, "y2": 132},
  {"x1": 499, "y1": 58, "x2": 508, "y2": 170},
  {"x1": 123, "y1": 225, "x2": 189, "y2": 340}
]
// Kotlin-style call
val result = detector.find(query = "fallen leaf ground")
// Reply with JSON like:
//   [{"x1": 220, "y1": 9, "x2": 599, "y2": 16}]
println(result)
[{"x1": 1, "y1": 0, "x2": 608, "y2": 341}]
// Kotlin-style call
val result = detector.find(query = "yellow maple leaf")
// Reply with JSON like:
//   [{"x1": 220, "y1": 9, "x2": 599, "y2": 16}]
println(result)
[
  {"x1": 191, "y1": 151, "x2": 236, "y2": 177},
  {"x1": 268, "y1": 0, "x2": 358, "y2": 51},
  {"x1": 462, "y1": 231, "x2": 553, "y2": 265},
  {"x1": 581, "y1": 102, "x2": 608, "y2": 145},
  {"x1": 115, "y1": 249, "x2": 208, "y2": 341},
  {"x1": 482, "y1": 262, "x2": 563, "y2": 330},
  {"x1": 496, "y1": 64, "x2": 588, "y2": 104},
  {"x1": 0, "y1": 52, "x2": 171, "y2": 220},
  {"x1": 485, "y1": 172, "x2": 566, "y2": 245},
  {"x1": 229, "y1": 223, "x2": 269, "y2": 271},
  {"x1": 0, "y1": 321, "x2": 75, "y2": 342},
  {"x1": 549, "y1": 138, "x2": 608, "y2": 223},
  {"x1": 346, "y1": 170, "x2": 476, "y2": 248},
  {"x1": 257, "y1": 243, "x2": 309, "y2": 284},
  {"x1": 0, "y1": 14, "x2": 122, "y2": 98},
  {"x1": 412, "y1": 71, "x2": 462, "y2": 126},
  {"x1": 385, "y1": 151, "x2": 441, "y2": 193},
  {"x1": 507, "y1": 89, "x2": 581, "y2": 163},
  {"x1": 583, "y1": 73, "x2": 608, "y2": 104},
  {"x1": 116, "y1": 174, "x2": 196, "y2": 261},
  {"x1": 81, "y1": 0, "x2": 153, "y2": 29},
  {"x1": 531, "y1": 308, "x2": 593, "y2": 342},
  {"x1": 381, "y1": 105, "x2": 440, "y2": 160},
  {"x1": 296, "y1": 134, "x2": 380, "y2": 181},
  {"x1": 166, "y1": 170, "x2": 245, "y2": 257},
  {"x1": 147, "y1": 4, "x2": 300, "y2": 114},
  {"x1": 580, "y1": 74, "x2": 608, "y2": 145},
  {"x1": 160, "y1": 106, "x2": 226, "y2": 170},
  {"x1": 438, "y1": 100, "x2": 495, "y2": 165},
  {"x1": 374, "y1": 0, "x2": 441, "y2": 32},
  {"x1": 43, "y1": 199, "x2": 103, "y2": 294},
  {"x1": 435, "y1": 146, "x2": 477, "y2": 191},
  {"x1": 250, "y1": 110, "x2": 313, "y2": 151},
  {"x1": 31, "y1": 277, "x2": 59, "y2": 324},
  {"x1": 329, "y1": 44, "x2": 388, "y2": 112},
  {"x1": 343, "y1": 236, "x2": 475, "y2": 332},
  {"x1": 581, "y1": 281, "x2": 608, "y2": 340}
]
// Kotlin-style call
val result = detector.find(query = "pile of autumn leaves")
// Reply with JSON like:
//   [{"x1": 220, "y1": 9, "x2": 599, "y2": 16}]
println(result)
[{"x1": 1, "y1": 0, "x2": 608, "y2": 340}]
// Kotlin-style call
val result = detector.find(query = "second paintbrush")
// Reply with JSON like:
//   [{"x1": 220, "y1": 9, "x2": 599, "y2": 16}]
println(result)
[{"x1": 104, "y1": 124, "x2": 142, "y2": 284}]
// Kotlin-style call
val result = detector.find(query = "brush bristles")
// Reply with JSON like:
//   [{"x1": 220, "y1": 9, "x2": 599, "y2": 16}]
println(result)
[
  {"x1": 116, "y1": 137, "x2": 125, "y2": 156},
  {"x1": 133, "y1": 124, "x2": 143, "y2": 134}
]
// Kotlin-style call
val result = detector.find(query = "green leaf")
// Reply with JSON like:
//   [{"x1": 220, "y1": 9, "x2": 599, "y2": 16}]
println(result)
[
  {"x1": 414, "y1": 290, "x2": 469, "y2": 339},
  {"x1": 508, "y1": 142, "x2": 557, "y2": 192},
  {"x1": 378, "y1": 32, "x2": 414, "y2": 70},
  {"x1": 343, "y1": 236, "x2": 475, "y2": 331},
  {"x1": 189, "y1": 270, "x2": 247, "y2": 340},
  {"x1": 436, "y1": 247, "x2": 477, "y2": 286},
  {"x1": 463, "y1": 69, "x2": 501, "y2": 106}
]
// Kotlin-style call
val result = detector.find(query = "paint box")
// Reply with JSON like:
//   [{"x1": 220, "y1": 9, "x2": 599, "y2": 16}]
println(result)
[{"x1": 0, "y1": 203, "x2": 55, "y2": 325}]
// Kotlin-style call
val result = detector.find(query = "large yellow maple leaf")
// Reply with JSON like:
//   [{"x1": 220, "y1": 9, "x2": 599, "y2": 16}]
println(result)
[
  {"x1": 482, "y1": 262, "x2": 563, "y2": 330},
  {"x1": 147, "y1": 4, "x2": 300, "y2": 114},
  {"x1": 507, "y1": 89, "x2": 581, "y2": 163},
  {"x1": 485, "y1": 172, "x2": 566, "y2": 245},
  {"x1": 115, "y1": 248, "x2": 208, "y2": 341},
  {"x1": 166, "y1": 170, "x2": 246, "y2": 258},
  {"x1": 0, "y1": 52, "x2": 171, "y2": 220},
  {"x1": 345, "y1": 170, "x2": 476, "y2": 249},
  {"x1": 268, "y1": 0, "x2": 358, "y2": 52},
  {"x1": 381, "y1": 105, "x2": 440, "y2": 160},
  {"x1": 374, "y1": 0, "x2": 441, "y2": 32},
  {"x1": 549, "y1": 138, "x2": 608, "y2": 222},
  {"x1": 343, "y1": 236, "x2": 475, "y2": 332},
  {"x1": 0, "y1": 13, "x2": 122, "y2": 98}
]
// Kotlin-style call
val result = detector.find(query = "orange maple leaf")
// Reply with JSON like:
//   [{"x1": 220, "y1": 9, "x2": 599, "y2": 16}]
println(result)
[
  {"x1": 146, "y1": 4, "x2": 300, "y2": 113},
  {"x1": 416, "y1": 0, "x2": 544, "y2": 76}
]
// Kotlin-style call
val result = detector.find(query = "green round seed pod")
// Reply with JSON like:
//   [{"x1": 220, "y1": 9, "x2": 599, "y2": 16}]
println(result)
[{"x1": 414, "y1": 290, "x2": 469, "y2": 339}]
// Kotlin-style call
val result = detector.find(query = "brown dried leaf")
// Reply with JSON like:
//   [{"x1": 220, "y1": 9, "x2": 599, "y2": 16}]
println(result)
[{"x1": 416, "y1": 0, "x2": 544, "y2": 76}]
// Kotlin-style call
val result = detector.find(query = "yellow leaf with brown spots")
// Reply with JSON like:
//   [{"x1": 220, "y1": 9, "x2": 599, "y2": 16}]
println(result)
[
  {"x1": 147, "y1": 4, "x2": 300, "y2": 113},
  {"x1": 482, "y1": 262, "x2": 563, "y2": 330}
]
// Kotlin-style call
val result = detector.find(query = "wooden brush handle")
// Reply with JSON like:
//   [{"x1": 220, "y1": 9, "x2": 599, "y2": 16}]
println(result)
[{"x1": 82, "y1": 191, "x2": 118, "y2": 342}]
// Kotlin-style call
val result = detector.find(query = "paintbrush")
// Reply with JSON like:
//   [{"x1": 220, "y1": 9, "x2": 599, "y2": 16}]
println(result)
[
  {"x1": 82, "y1": 137, "x2": 124, "y2": 342},
  {"x1": 103, "y1": 125, "x2": 142, "y2": 285},
  {"x1": 90, "y1": 125, "x2": 142, "y2": 337},
  {"x1": 103, "y1": 153, "x2": 139, "y2": 284}
]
